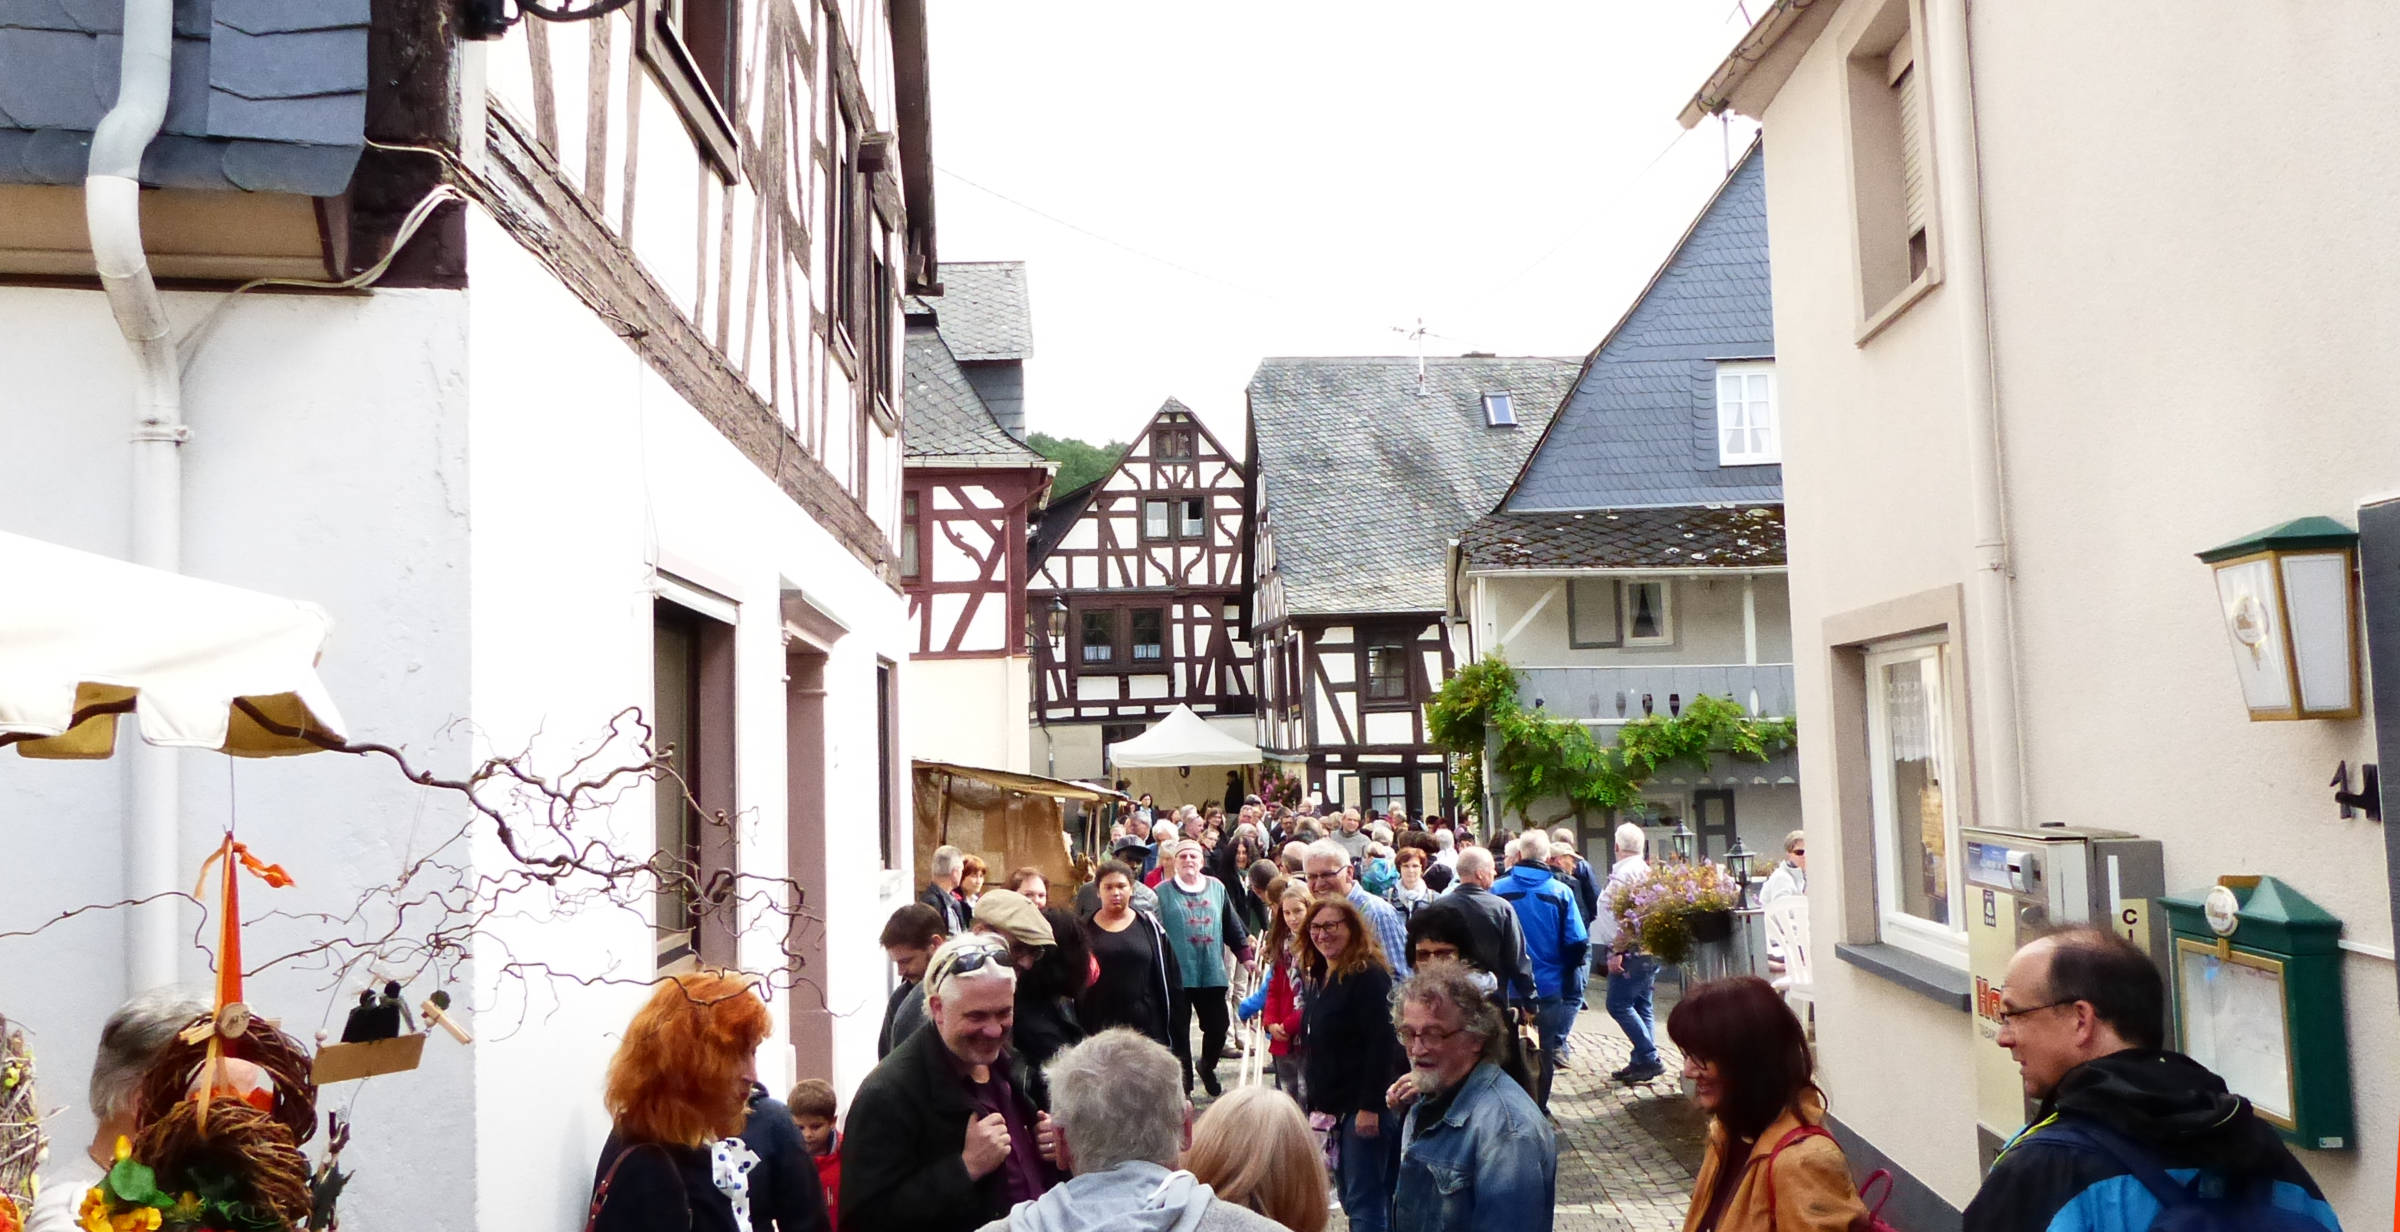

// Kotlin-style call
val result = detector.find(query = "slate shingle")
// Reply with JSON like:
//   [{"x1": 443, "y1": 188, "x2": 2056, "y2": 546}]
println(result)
[
  {"x1": 902, "y1": 320, "x2": 1048, "y2": 468},
  {"x1": 909, "y1": 261, "x2": 1032, "y2": 362},
  {"x1": 1249, "y1": 356, "x2": 1577, "y2": 617},
  {"x1": 1457, "y1": 504, "x2": 1785, "y2": 571},
  {"x1": 1504, "y1": 144, "x2": 1780, "y2": 512},
  {"x1": 0, "y1": 0, "x2": 365, "y2": 194}
]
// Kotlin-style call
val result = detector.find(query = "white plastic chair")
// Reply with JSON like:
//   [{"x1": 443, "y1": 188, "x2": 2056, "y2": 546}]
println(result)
[{"x1": 1762, "y1": 894, "x2": 1815, "y2": 1033}]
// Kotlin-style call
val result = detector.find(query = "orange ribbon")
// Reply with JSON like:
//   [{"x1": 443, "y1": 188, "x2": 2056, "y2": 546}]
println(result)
[{"x1": 188, "y1": 835, "x2": 294, "y2": 1130}]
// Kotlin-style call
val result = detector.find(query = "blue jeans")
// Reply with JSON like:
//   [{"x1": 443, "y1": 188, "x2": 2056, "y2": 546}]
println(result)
[
  {"x1": 1607, "y1": 953, "x2": 1660, "y2": 1067},
  {"x1": 1338, "y1": 1109, "x2": 1394, "y2": 1232},
  {"x1": 1530, "y1": 995, "x2": 1581, "y2": 1109}
]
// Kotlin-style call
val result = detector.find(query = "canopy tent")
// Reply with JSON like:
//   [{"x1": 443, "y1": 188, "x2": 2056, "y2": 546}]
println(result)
[
  {"x1": 0, "y1": 531, "x2": 347, "y2": 758},
  {"x1": 1105, "y1": 704, "x2": 1261, "y2": 769},
  {"x1": 914, "y1": 761, "x2": 1129, "y2": 889}
]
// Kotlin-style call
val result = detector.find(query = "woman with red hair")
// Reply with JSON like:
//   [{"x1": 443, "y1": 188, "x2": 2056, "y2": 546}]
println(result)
[
  {"x1": 588, "y1": 970, "x2": 829, "y2": 1232},
  {"x1": 1667, "y1": 977, "x2": 1866, "y2": 1232}
]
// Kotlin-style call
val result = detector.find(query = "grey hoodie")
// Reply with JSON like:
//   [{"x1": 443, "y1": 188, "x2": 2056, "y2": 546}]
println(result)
[{"x1": 980, "y1": 1161, "x2": 1278, "y2": 1232}]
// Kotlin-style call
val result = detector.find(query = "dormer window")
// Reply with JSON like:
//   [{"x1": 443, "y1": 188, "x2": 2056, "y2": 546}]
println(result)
[{"x1": 1482, "y1": 393, "x2": 1517, "y2": 428}]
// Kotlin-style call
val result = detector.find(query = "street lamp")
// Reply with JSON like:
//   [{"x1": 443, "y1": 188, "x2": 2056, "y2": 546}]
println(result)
[
  {"x1": 2196, "y1": 517, "x2": 2361, "y2": 721},
  {"x1": 1670, "y1": 819, "x2": 1697, "y2": 863},
  {"x1": 1724, "y1": 833, "x2": 1757, "y2": 906},
  {"x1": 1046, "y1": 595, "x2": 1069, "y2": 655}
]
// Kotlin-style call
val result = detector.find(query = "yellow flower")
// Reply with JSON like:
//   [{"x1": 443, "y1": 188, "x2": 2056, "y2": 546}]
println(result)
[
  {"x1": 110, "y1": 1137, "x2": 131, "y2": 1163},
  {"x1": 168, "y1": 1194, "x2": 203, "y2": 1223},
  {"x1": 77, "y1": 1188, "x2": 110, "y2": 1232},
  {"x1": 109, "y1": 1208, "x2": 161, "y2": 1232}
]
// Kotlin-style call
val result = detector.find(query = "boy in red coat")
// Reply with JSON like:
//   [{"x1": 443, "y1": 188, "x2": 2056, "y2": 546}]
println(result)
[{"x1": 787, "y1": 1079, "x2": 842, "y2": 1231}]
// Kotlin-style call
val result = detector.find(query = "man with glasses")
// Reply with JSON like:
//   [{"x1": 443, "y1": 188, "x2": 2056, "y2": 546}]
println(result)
[
  {"x1": 1303, "y1": 838, "x2": 1411, "y2": 975},
  {"x1": 1381, "y1": 963, "x2": 1554, "y2": 1232},
  {"x1": 842, "y1": 934, "x2": 1063, "y2": 1232},
  {"x1": 1964, "y1": 927, "x2": 2339, "y2": 1232}
]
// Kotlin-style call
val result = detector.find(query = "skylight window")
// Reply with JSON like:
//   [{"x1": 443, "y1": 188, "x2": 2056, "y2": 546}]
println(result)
[{"x1": 1482, "y1": 392, "x2": 1516, "y2": 428}]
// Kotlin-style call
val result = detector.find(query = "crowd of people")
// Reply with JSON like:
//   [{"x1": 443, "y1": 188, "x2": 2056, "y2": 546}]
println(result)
[{"x1": 27, "y1": 797, "x2": 2346, "y2": 1232}]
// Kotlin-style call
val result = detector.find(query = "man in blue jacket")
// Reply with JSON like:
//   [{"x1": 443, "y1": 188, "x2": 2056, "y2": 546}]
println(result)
[
  {"x1": 1386, "y1": 962, "x2": 1555, "y2": 1232},
  {"x1": 1490, "y1": 830, "x2": 1588, "y2": 1112}
]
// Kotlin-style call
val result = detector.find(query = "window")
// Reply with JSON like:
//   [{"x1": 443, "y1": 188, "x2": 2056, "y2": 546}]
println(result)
[
  {"x1": 1367, "y1": 775, "x2": 1408, "y2": 816},
  {"x1": 1130, "y1": 610, "x2": 1165, "y2": 664},
  {"x1": 1154, "y1": 426, "x2": 1196, "y2": 460},
  {"x1": 636, "y1": 0, "x2": 738, "y2": 179},
  {"x1": 1716, "y1": 361, "x2": 1778, "y2": 465},
  {"x1": 1481, "y1": 392, "x2": 1516, "y2": 428},
  {"x1": 900, "y1": 492, "x2": 921, "y2": 579},
  {"x1": 1179, "y1": 497, "x2": 1207, "y2": 539},
  {"x1": 1363, "y1": 635, "x2": 1413, "y2": 702},
  {"x1": 1623, "y1": 580, "x2": 1673, "y2": 646},
  {"x1": 1143, "y1": 499, "x2": 1172, "y2": 540},
  {"x1": 1567, "y1": 579, "x2": 1620, "y2": 648},
  {"x1": 876, "y1": 659, "x2": 897, "y2": 869},
  {"x1": 1865, "y1": 639, "x2": 1962, "y2": 963},
  {"x1": 653, "y1": 602, "x2": 735, "y2": 972},
  {"x1": 1080, "y1": 609, "x2": 1118, "y2": 666},
  {"x1": 1843, "y1": 0, "x2": 1936, "y2": 330}
]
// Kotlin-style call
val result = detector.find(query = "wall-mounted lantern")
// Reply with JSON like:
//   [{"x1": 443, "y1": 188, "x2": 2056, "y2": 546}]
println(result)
[
  {"x1": 1046, "y1": 595, "x2": 1069, "y2": 653},
  {"x1": 2196, "y1": 517, "x2": 2361, "y2": 721}
]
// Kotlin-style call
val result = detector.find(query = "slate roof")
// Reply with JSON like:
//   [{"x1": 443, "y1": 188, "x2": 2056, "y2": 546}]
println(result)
[
  {"x1": 1249, "y1": 356, "x2": 1576, "y2": 617},
  {"x1": 0, "y1": 0, "x2": 368, "y2": 194},
  {"x1": 903, "y1": 318, "x2": 1047, "y2": 468},
  {"x1": 1029, "y1": 478, "x2": 1100, "y2": 570},
  {"x1": 1502, "y1": 141, "x2": 1778, "y2": 512},
  {"x1": 906, "y1": 261, "x2": 1032, "y2": 362},
  {"x1": 1457, "y1": 504, "x2": 1785, "y2": 571}
]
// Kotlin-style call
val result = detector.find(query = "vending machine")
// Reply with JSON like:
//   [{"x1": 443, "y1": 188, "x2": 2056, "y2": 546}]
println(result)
[{"x1": 1960, "y1": 825, "x2": 2165, "y2": 1169}]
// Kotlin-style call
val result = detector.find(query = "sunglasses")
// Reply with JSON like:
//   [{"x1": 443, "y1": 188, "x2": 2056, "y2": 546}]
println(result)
[{"x1": 929, "y1": 936, "x2": 1011, "y2": 987}]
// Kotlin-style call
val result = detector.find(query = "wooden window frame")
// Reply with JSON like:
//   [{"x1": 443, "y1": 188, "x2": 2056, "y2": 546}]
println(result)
[
  {"x1": 1715, "y1": 360, "x2": 1780, "y2": 466},
  {"x1": 1140, "y1": 491, "x2": 1210, "y2": 543},
  {"x1": 1129, "y1": 608, "x2": 1167, "y2": 670},
  {"x1": 1078, "y1": 607, "x2": 1120, "y2": 670},
  {"x1": 1360, "y1": 631, "x2": 1416, "y2": 709},
  {"x1": 1153, "y1": 425, "x2": 1196, "y2": 461},
  {"x1": 1567, "y1": 578, "x2": 1622, "y2": 649},
  {"x1": 900, "y1": 490, "x2": 922, "y2": 579},
  {"x1": 653, "y1": 598, "x2": 739, "y2": 973},
  {"x1": 635, "y1": 0, "x2": 740, "y2": 182}
]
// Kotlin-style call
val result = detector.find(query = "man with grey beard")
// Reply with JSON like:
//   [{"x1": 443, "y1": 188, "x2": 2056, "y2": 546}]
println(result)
[{"x1": 1381, "y1": 963, "x2": 1554, "y2": 1232}]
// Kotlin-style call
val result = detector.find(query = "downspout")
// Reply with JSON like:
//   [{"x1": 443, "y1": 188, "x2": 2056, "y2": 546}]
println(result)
[
  {"x1": 1924, "y1": 0, "x2": 2028, "y2": 830},
  {"x1": 88, "y1": 0, "x2": 185, "y2": 991}
]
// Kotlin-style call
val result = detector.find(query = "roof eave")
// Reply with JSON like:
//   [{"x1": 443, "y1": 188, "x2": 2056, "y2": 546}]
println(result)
[
  {"x1": 1678, "y1": 0, "x2": 1842, "y2": 128},
  {"x1": 889, "y1": 0, "x2": 939, "y2": 293}
]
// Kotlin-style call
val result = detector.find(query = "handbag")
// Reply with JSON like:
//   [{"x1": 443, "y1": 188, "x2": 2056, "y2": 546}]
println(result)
[
  {"x1": 585, "y1": 1142, "x2": 694, "y2": 1232},
  {"x1": 1760, "y1": 1125, "x2": 1899, "y2": 1232}
]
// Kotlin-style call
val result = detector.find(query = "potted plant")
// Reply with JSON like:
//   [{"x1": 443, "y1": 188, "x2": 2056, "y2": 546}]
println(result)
[{"x1": 1607, "y1": 858, "x2": 1738, "y2": 966}]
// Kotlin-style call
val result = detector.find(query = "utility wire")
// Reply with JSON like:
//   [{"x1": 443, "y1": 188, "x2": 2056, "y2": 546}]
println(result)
[{"x1": 935, "y1": 165, "x2": 1298, "y2": 308}]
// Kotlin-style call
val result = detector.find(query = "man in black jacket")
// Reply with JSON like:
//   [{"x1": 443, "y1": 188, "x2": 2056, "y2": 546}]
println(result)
[
  {"x1": 841, "y1": 934, "x2": 1063, "y2": 1232},
  {"x1": 1964, "y1": 927, "x2": 2340, "y2": 1232},
  {"x1": 1414, "y1": 847, "x2": 1535, "y2": 1010},
  {"x1": 919, "y1": 845, "x2": 973, "y2": 935}
]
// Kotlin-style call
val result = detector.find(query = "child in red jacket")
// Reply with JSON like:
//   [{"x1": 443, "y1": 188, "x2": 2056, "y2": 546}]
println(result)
[{"x1": 787, "y1": 1079, "x2": 842, "y2": 1232}]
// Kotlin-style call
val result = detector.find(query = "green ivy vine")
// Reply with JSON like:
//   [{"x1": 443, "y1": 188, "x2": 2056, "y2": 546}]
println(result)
[{"x1": 1428, "y1": 655, "x2": 1797, "y2": 826}]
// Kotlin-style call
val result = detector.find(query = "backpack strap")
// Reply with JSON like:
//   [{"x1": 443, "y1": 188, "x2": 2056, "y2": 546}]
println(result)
[
  {"x1": 585, "y1": 1143, "x2": 692, "y2": 1232},
  {"x1": 2034, "y1": 1119, "x2": 2195, "y2": 1213}
]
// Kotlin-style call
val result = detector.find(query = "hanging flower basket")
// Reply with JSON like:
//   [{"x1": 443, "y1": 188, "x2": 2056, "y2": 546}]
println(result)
[{"x1": 1607, "y1": 859, "x2": 1738, "y2": 966}]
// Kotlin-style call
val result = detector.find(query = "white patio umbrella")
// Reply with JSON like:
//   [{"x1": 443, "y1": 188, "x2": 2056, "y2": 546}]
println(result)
[{"x1": 0, "y1": 531, "x2": 347, "y2": 758}]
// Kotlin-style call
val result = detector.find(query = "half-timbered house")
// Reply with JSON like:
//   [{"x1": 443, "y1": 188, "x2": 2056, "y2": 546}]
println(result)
[
  {"x1": 901, "y1": 274, "x2": 1053, "y2": 772},
  {"x1": 0, "y1": 0, "x2": 934, "y2": 1224},
  {"x1": 1247, "y1": 358, "x2": 1574, "y2": 817},
  {"x1": 1028, "y1": 400, "x2": 1254, "y2": 787}
]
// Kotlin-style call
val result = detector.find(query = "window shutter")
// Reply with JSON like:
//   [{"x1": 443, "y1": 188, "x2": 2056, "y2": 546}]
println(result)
[{"x1": 1889, "y1": 50, "x2": 1928, "y2": 237}]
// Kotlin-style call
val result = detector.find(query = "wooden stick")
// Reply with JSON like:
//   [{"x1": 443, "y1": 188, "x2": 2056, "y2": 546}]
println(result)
[{"x1": 420, "y1": 1002, "x2": 471, "y2": 1044}]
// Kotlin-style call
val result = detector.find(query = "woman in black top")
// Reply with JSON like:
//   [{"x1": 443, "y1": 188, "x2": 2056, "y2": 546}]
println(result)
[
  {"x1": 1298, "y1": 895, "x2": 1404, "y2": 1232},
  {"x1": 590, "y1": 971, "x2": 828, "y2": 1232},
  {"x1": 1012, "y1": 905, "x2": 1092, "y2": 1109},
  {"x1": 1078, "y1": 859, "x2": 1179, "y2": 1046}
]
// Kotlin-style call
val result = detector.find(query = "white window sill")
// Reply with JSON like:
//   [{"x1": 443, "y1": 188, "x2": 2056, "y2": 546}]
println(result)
[
  {"x1": 1834, "y1": 941, "x2": 1970, "y2": 1011},
  {"x1": 1855, "y1": 267, "x2": 1942, "y2": 346}
]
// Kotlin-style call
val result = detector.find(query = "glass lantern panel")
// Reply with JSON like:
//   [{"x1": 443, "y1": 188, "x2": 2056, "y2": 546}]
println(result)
[
  {"x1": 2279, "y1": 551, "x2": 2354, "y2": 713},
  {"x1": 2211, "y1": 558, "x2": 2294, "y2": 715}
]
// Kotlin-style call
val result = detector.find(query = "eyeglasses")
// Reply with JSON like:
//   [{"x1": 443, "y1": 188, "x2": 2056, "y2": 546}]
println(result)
[
  {"x1": 1397, "y1": 1024, "x2": 1466, "y2": 1048},
  {"x1": 1791, "y1": 848, "x2": 1806, "y2": 856},
  {"x1": 1303, "y1": 869, "x2": 1343, "y2": 884},
  {"x1": 1306, "y1": 921, "x2": 1348, "y2": 934},
  {"x1": 1994, "y1": 998, "x2": 2075, "y2": 1026}
]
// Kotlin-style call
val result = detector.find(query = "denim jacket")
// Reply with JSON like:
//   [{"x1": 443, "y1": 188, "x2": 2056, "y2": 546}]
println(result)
[{"x1": 1393, "y1": 1060, "x2": 1556, "y2": 1232}]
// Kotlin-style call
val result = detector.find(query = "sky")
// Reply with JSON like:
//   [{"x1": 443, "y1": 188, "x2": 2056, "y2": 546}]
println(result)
[{"x1": 923, "y1": 1, "x2": 1762, "y2": 449}]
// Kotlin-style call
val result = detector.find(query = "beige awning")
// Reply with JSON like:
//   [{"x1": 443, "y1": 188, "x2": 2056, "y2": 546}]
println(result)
[
  {"x1": 912, "y1": 760, "x2": 1127, "y2": 803},
  {"x1": 0, "y1": 532, "x2": 347, "y2": 758}
]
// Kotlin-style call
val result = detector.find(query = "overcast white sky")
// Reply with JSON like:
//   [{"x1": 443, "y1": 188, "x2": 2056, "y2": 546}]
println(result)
[{"x1": 924, "y1": 1, "x2": 1761, "y2": 448}]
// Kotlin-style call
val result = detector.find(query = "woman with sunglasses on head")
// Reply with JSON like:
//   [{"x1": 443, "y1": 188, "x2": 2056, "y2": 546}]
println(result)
[
  {"x1": 1297, "y1": 894, "x2": 1405, "y2": 1232},
  {"x1": 1668, "y1": 976, "x2": 1866, "y2": 1232}
]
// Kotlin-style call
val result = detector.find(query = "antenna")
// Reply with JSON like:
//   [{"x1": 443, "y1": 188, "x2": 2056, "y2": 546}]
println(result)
[{"x1": 1392, "y1": 317, "x2": 1430, "y2": 396}]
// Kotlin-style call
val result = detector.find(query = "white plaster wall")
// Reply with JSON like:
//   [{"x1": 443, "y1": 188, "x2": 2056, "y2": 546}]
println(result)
[
  {"x1": 1759, "y1": 1, "x2": 2400, "y2": 1215},
  {"x1": 1033, "y1": 723, "x2": 1105, "y2": 783},
  {"x1": 1482, "y1": 573, "x2": 1794, "y2": 665},
  {"x1": 908, "y1": 655, "x2": 1031, "y2": 774},
  {"x1": 461, "y1": 212, "x2": 914, "y2": 1231},
  {"x1": 0, "y1": 283, "x2": 478, "y2": 1232}
]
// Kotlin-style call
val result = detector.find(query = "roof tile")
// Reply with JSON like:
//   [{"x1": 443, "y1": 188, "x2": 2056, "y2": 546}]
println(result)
[{"x1": 1458, "y1": 504, "x2": 1785, "y2": 571}]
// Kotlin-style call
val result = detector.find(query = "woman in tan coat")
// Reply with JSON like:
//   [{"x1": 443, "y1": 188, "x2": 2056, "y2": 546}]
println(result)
[{"x1": 1669, "y1": 977, "x2": 1870, "y2": 1232}]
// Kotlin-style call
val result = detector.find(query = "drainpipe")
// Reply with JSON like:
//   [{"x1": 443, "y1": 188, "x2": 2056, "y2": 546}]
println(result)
[
  {"x1": 88, "y1": 0, "x2": 185, "y2": 992},
  {"x1": 1924, "y1": 0, "x2": 2027, "y2": 831}
]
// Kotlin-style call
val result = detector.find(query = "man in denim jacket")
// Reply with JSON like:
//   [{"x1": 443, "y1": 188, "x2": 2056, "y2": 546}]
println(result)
[{"x1": 1383, "y1": 963, "x2": 1556, "y2": 1232}]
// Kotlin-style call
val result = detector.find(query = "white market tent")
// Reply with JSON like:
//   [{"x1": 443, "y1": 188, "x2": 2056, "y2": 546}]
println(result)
[
  {"x1": 0, "y1": 531, "x2": 347, "y2": 758},
  {"x1": 1107, "y1": 703, "x2": 1261, "y2": 769}
]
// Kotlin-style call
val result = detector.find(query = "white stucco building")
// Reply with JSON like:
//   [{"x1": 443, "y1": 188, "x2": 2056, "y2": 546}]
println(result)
[
  {"x1": 0, "y1": 0, "x2": 936, "y2": 1228},
  {"x1": 1686, "y1": 1, "x2": 2400, "y2": 1224}
]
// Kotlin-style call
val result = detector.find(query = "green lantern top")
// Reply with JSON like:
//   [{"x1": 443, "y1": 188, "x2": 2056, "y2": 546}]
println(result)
[
  {"x1": 2160, "y1": 876, "x2": 2343, "y2": 955},
  {"x1": 2195, "y1": 517, "x2": 2359, "y2": 564}
]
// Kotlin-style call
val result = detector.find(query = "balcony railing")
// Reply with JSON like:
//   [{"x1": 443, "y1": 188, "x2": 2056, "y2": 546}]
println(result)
[{"x1": 1512, "y1": 663, "x2": 1797, "y2": 724}]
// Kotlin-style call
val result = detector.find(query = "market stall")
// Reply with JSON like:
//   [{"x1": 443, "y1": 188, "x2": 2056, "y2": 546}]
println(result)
[
  {"x1": 914, "y1": 760, "x2": 1128, "y2": 889},
  {"x1": 1103, "y1": 704, "x2": 1262, "y2": 812}
]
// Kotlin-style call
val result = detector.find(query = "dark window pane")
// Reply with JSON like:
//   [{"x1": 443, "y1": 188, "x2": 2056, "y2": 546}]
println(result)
[
  {"x1": 1132, "y1": 610, "x2": 1164, "y2": 661},
  {"x1": 1180, "y1": 498, "x2": 1206, "y2": 538},
  {"x1": 1082, "y1": 610, "x2": 1117, "y2": 664},
  {"x1": 1365, "y1": 638, "x2": 1411, "y2": 700}
]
